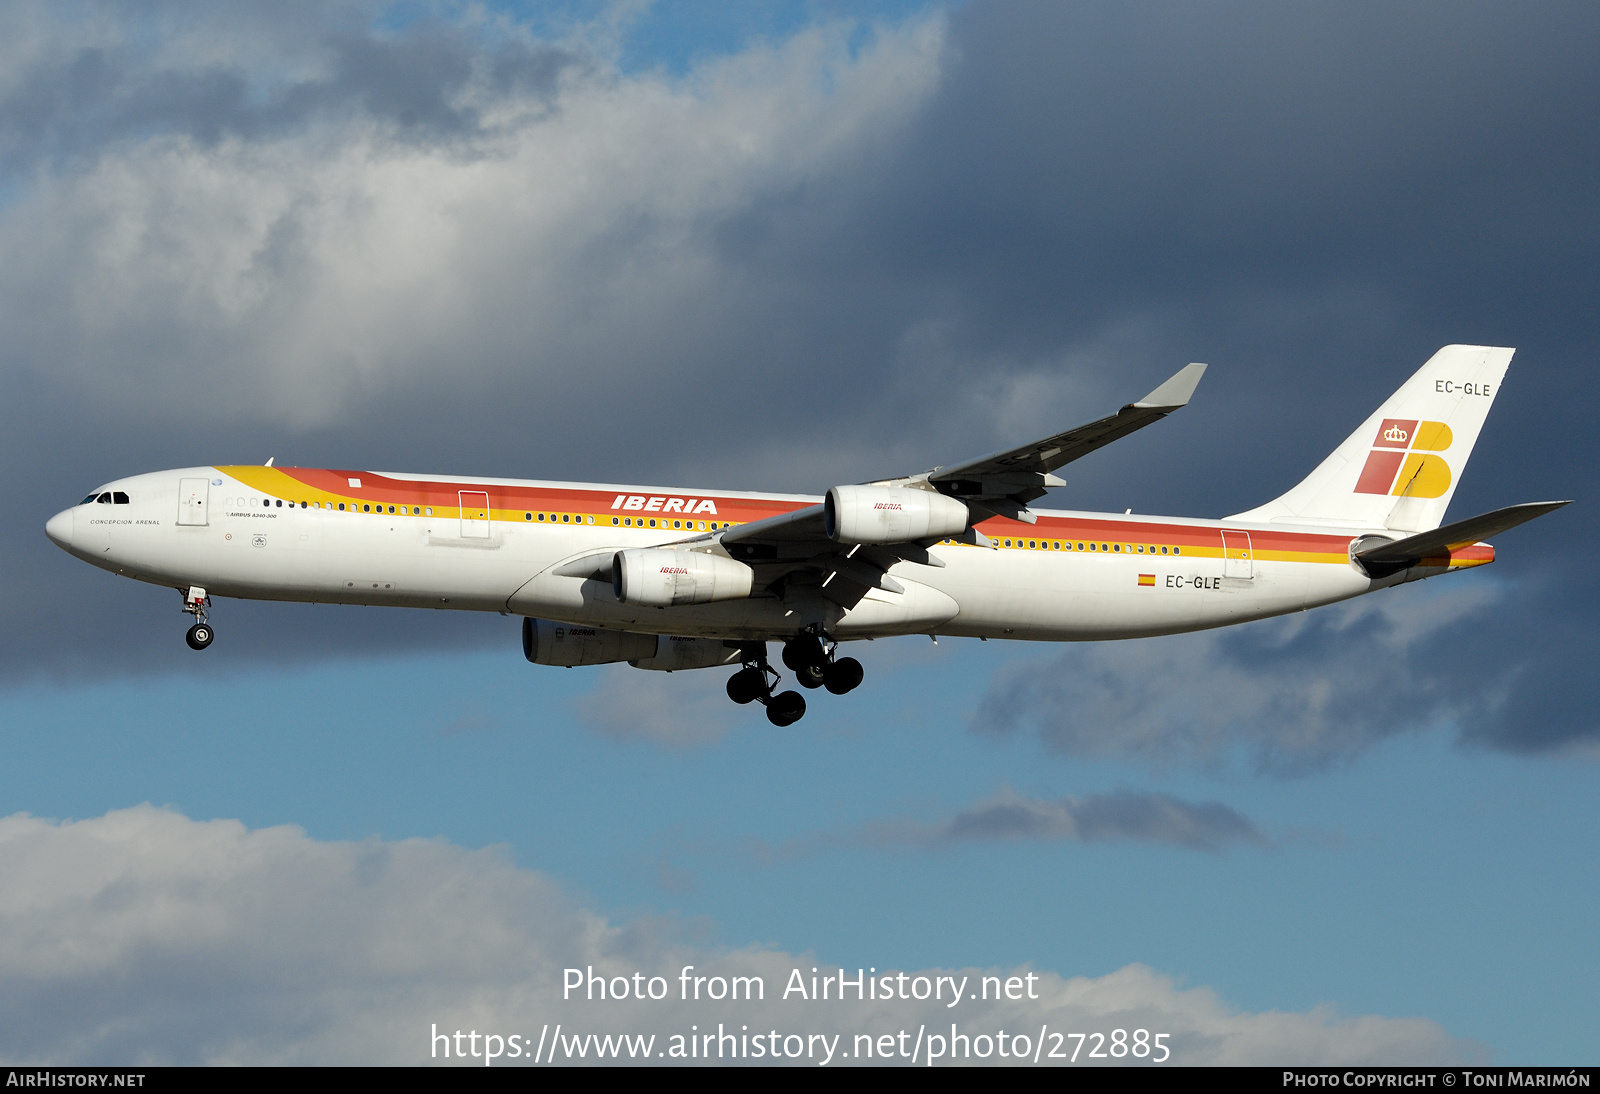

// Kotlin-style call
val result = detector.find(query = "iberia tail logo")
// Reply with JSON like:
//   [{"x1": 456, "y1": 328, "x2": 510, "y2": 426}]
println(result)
[{"x1": 1354, "y1": 419, "x2": 1453, "y2": 497}]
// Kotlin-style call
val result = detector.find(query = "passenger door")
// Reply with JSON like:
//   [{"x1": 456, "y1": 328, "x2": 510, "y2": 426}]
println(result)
[
  {"x1": 178, "y1": 478, "x2": 209, "y2": 526},
  {"x1": 1221, "y1": 529, "x2": 1253, "y2": 579}
]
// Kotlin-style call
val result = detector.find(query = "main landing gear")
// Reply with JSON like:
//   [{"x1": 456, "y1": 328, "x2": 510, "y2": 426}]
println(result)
[
  {"x1": 725, "y1": 650, "x2": 804, "y2": 727},
  {"x1": 781, "y1": 635, "x2": 864, "y2": 696},
  {"x1": 181, "y1": 586, "x2": 214, "y2": 650},
  {"x1": 725, "y1": 635, "x2": 864, "y2": 726}
]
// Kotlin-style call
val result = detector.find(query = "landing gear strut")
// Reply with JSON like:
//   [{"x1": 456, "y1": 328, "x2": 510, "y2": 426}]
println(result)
[
  {"x1": 182, "y1": 586, "x2": 214, "y2": 650},
  {"x1": 725, "y1": 644, "x2": 807, "y2": 726}
]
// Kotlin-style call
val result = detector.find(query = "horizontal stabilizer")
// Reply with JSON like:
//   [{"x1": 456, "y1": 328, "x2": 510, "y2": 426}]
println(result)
[{"x1": 1354, "y1": 500, "x2": 1570, "y2": 566}]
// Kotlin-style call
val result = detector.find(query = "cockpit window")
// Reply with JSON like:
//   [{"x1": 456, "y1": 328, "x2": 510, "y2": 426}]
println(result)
[{"x1": 81, "y1": 489, "x2": 132, "y2": 504}]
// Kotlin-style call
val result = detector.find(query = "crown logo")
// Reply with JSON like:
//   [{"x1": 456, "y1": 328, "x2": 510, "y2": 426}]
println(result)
[{"x1": 1383, "y1": 425, "x2": 1409, "y2": 443}]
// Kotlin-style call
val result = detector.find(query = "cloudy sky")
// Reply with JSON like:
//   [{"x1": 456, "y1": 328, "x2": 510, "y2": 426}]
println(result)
[{"x1": 2, "y1": 0, "x2": 1596, "y2": 1065}]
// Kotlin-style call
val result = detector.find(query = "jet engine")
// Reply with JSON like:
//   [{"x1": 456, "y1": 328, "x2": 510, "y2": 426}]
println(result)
[
  {"x1": 612, "y1": 548, "x2": 754, "y2": 607},
  {"x1": 522, "y1": 617, "x2": 658, "y2": 666},
  {"x1": 630, "y1": 635, "x2": 744, "y2": 671},
  {"x1": 824, "y1": 485, "x2": 969, "y2": 545}
]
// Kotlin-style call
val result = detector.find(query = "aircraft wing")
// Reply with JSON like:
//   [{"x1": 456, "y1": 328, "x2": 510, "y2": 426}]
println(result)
[
  {"x1": 720, "y1": 502, "x2": 826, "y2": 545},
  {"x1": 1354, "y1": 500, "x2": 1570, "y2": 570},
  {"x1": 703, "y1": 362, "x2": 1207, "y2": 606},
  {"x1": 922, "y1": 362, "x2": 1205, "y2": 520},
  {"x1": 713, "y1": 505, "x2": 936, "y2": 606}
]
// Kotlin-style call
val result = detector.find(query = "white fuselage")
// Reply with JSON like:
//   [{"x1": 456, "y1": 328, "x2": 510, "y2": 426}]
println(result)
[{"x1": 46, "y1": 465, "x2": 1485, "y2": 645}]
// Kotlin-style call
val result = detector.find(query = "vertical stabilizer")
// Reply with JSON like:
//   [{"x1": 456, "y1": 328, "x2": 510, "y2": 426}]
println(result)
[{"x1": 1228, "y1": 345, "x2": 1512, "y2": 532}]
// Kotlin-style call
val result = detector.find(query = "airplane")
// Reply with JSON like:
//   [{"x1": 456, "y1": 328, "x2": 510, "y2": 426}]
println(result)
[{"x1": 45, "y1": 344, "x2": 1567, "y2": 726}]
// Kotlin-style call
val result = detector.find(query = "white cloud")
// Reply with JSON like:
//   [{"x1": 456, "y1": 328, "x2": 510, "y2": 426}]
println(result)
[
  {"x1": 0, "y1": 9, "x2": 948, "y2": 433},
  {"x1": 574, "y1": 663, "x2": 739, "y2": 747},
  {"x1": 0, "y1": 805, "x2": 1483, "y2": 1065}
]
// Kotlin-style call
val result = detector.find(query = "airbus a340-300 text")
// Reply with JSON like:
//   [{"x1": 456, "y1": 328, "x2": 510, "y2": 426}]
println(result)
[{"x1": 47, "y1": 345, "x2": 1566, "y2": 725}]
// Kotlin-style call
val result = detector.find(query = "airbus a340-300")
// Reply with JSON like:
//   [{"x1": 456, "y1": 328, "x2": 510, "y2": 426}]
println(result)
[{"x1": 47, "y1": 345, "x2": 1566, "y2": 726}]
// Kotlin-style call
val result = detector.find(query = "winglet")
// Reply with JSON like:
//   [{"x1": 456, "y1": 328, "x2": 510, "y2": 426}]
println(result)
[{"x1": 1133, "y1": 362, "x2": 1207, "y2": 409}]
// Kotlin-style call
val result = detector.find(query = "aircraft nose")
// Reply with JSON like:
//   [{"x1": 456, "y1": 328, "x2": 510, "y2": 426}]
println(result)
[{"x1": 45, "y1": 508, "x2": 74, "y2": 548}]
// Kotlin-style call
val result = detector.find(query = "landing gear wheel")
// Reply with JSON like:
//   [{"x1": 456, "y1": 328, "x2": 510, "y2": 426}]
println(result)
[
  {"x1": 795, "y1": 661, "x2": 828, "y2": 689},
  {"x1": 766, "y1": 690, "x2": 806, "y2": 726},
  {"x1": 782, "y1": 636, "x2": 825, "y2": 672},
  {"x1": 823, "y1": 656, "x2": 863, "y2": 695},
  {"x1": 185, "y1": 623, "x2": 214, "y2": 650},
  {"x1": 726, "y1": 666, "x2": 766, "y2": 705}
]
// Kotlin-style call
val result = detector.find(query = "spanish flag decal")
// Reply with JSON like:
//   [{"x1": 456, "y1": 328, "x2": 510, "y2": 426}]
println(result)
[{"x1": 1138, "y1": 574, "x2": 1156, "y2": 586}]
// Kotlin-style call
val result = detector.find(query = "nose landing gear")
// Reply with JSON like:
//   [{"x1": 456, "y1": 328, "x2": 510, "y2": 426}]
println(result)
[{"x1": 181, "y1": 586, "x2": 214, "y2": 650}]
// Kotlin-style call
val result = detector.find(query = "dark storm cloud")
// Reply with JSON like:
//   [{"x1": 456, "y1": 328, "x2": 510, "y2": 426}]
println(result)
[
  {"x1": 0, "y1": 4, "x2": 575, "y2": 173},
  {"x1": 873, "y1": 2, "x2": 1600, "y2": 323},
  {"x1": 970, "y1": 576, "x2": 1582, "y2": 771},
  {"x1": 1, "y1": 2, "x2": 1594, "y2": 757}
]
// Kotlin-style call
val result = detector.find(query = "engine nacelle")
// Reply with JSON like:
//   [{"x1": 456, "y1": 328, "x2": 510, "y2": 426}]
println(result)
[
  {"x1": 825, "y1": 485, "x2": 969, "y2": 545},
  {"x1": 612, "y1": 548, "x2": 754, "y2": 607},
  {"x1": 522, "y1": 617, "x2": 658, "y2": 666},
  {"x1": 630, "y1": 635, "x2": 744, "y2": 671}
]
